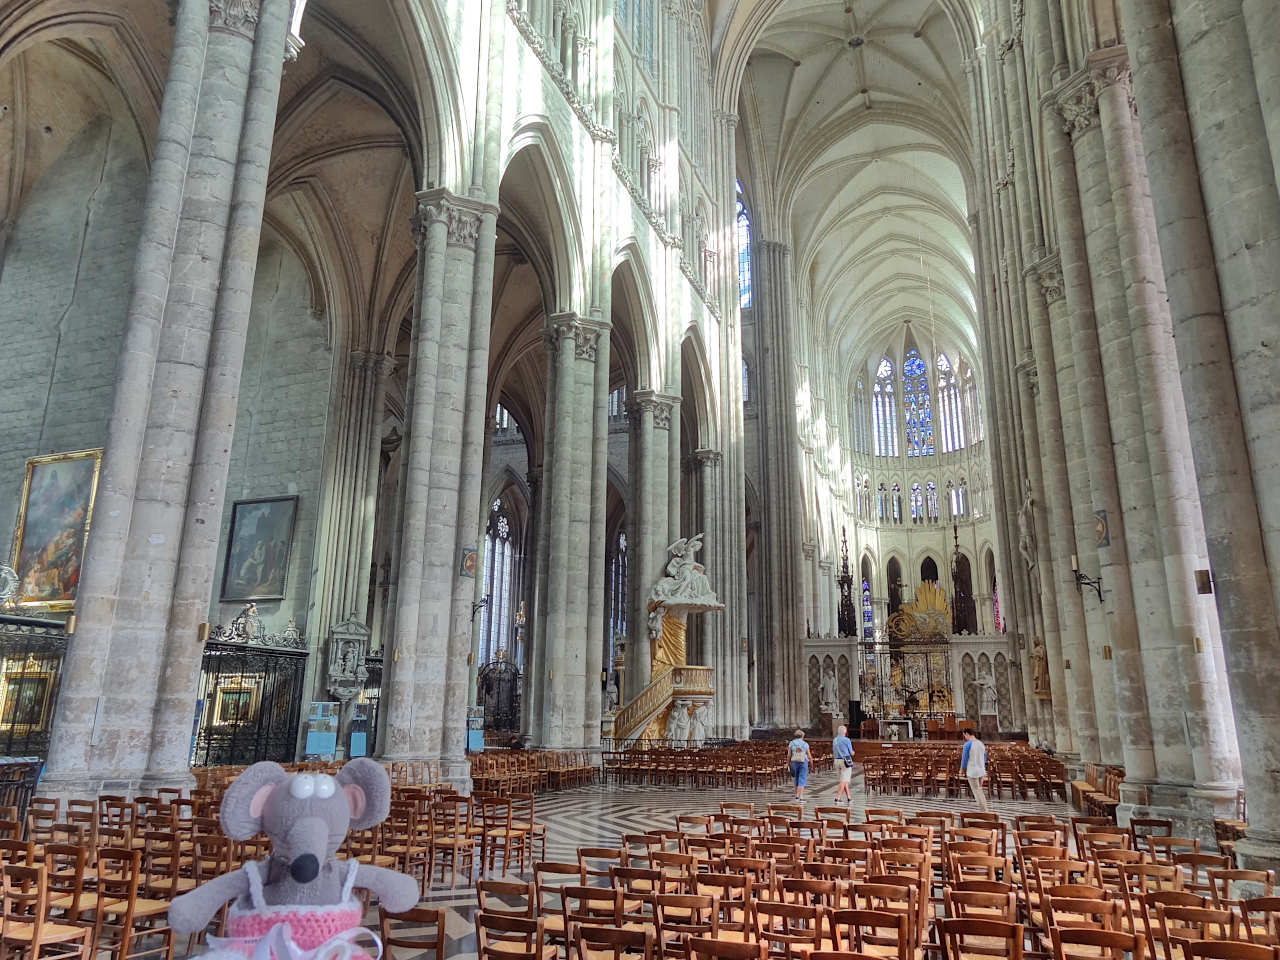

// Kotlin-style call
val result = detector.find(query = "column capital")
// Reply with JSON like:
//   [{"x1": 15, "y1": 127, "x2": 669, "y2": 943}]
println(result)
[
  {"x1": 1087, "y1": 47, "x2": 1131, "y2": 92},
  {"x1": 1029, "y1": 254, "x2": 1065, "y2": 304},
  {"x1": 630, "y1": 390, "x2": 679, "y2": 430},
  {"x1": 693, "y1": 447, "x2": 723, "y2": 467},
  {"x1": 713, "y1": 109, "x2": 739, "y2": 130},
  {"x1": 544, "y1": 313, "x2": 609, "y2": 362},
  {"x1": 209, "y1": 0, "x2": 261, "y2": 39},
  {"x1": 412, "y1": 190, "x2": 496, "y2": 249},
  {"x1": 1057, "y1": 73, "x2": 1099, "y2": 140}
]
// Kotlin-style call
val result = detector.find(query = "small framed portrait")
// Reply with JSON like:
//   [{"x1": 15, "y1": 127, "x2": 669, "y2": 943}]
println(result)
[
  {"x1": 10, "y1": 449, "x2": 102, "y2": 612},
  {"x1": 220, "y1": 496, "x2": 299, "y2": 601},
  {"x1": 213, "y1": 679, "x2": 261, "y2": 726},
  {"x1": 0, "y1": 673, "x2": 52, "y2": 731}
]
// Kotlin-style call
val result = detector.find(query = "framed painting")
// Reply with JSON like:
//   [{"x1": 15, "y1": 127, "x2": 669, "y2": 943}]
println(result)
[
  {"x1": 11, "y1": 449, "x2": 102, "y2": 612},
  {"x1": 0, "y1": 673, "x2": 52, "y2": 731},
  {"x1": 213, "y1": 678, "x2": 261, "y2": 726},
  {"x1": 220, "y1": 496, "x2": 298, "y2": 601}
]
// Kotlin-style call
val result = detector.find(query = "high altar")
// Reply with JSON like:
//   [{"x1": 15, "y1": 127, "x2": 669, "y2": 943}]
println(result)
[{"x1": 606, "y1": 534, "x2": 723, "y2": 745}]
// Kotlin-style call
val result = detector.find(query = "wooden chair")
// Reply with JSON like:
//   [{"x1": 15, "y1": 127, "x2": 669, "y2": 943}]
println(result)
[
  {"x1": 533, "y1": 861, "x2": 583, "y2": 952},
  {"x1": 1176, "y1": 857, "x2": 1232, "y2": 898},
  {"x1": 826, "y1": 907, "x2": 911, "y2": 960},
  {"x1": 580, "y1": 848, "x2": 627, "y2": 888},
  {"x1": 91, "y1": 847, "x2": 175, "y2": 960},
  {"x1": 429, "y1": 795, "x2": 476, "y2": 889},
  {"x1": 481, "y1": 796, "x2": 527, "y2": 879},
  {"x1": 1208, "y1": 872, "x2": 1274, "y2": 911},
  {"x1": 937, "y1": 917, "x2": 1024, "y2": 960},
  {"x1": 685, "y1": 936, "x2": 768, "y2": 960},
  {"x1": 478, "y1": 878, "x2": 537, "y2": 918},
  {"x1": 655, "y1": 893, "x2": 720, "y2": 960},
  {"x1": 511, "y1": 793, "x2": 548, "y2": 864},
  {"x1": 1177, "y1": 943, "x2": 1280, "y2": 960},
  {"x1": 574, "y1": 924, "x2": 655, "y2": 960},
  {"x1": 1051, "y1": 927, "x2": 1145, "y2": 960},
  {"x1": 564, "y1": 885, "x2": 625, "y2": 928},
  {"x1": 2, "y1": 863, "x2": 92, "y2": 960},
  {"x1": 476, "y1": 912, "x2": 556, "y2": 960},
  {"x1": 1151, "y1": 905, "x2": 1234, "y2": 960},
  {"x1": 379, "y1": 905, "x2": 445, "y2": 960},
  {"x1": 1240, "y1": 899, "x2": 1280, "y2": 947},
  {"x1": 752, "y1": 899, "x2": 824, "y2": 959}
]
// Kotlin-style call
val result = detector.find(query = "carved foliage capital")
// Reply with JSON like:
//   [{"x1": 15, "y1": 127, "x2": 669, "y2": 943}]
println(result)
[
  {"x1": 1038, "y1": 264, "x2": 1065, "y2": 304},
  {"x1": 209, "y1": 0, "x2": 261, "y2": 37},
  {"x1": 1058, "y1": 81, "x2": 1098, "y2": 139},
  {"x1": 414, "y1": 192, "x2": 488, "y2": 249}
]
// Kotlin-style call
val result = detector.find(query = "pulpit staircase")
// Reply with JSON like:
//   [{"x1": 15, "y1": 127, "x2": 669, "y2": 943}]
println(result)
[{"x1": 606, "y1": 664, "x2": 714, "y2": 745}]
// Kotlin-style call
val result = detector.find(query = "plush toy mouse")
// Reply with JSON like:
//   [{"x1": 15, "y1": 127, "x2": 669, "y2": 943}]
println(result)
[{"x1": 169, "y1": 758, "x2": 419, "y2": 960}]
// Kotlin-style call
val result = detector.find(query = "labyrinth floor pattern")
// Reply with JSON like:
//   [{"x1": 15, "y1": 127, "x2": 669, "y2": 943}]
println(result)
[{"x1": 178, "y1": 767, "x2": 1073, "y2": 960}]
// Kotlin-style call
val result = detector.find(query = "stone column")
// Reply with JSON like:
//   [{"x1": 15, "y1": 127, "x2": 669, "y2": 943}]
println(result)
[
  {"x1": 1146, "y1": 0, "x2": 1280, "y2": 866},
  {"x1": 382, "y1": 199, "x2": 449, "y2": 760},
  {"x1": 754, "y1": 239, "x2": 806, "y2": 726},
  {"x1": 45, "y1": 0, "x2": 210, "y2": 793},
  {"x1": 583, "y1": 320, "x2": 611, "y2": 750},
  {"x1": 1032, "y1": 260, "x2": 1100, "y2": 763},
  {"x1": 625, "y1": 389, "x2": 673, "y2": 701},
  {"x1": 667, "y1": 393, "x2": 682, "y2": 547},
  {"x1": 1092, "y1": 54, "x2": 1240, "y2": 822},
  {"x1": 54, "y1": 0, "x2": 262, "y2": 787},
  {"x1": 1053, "y1": 78, "x2": 1158, "y2": 787},
  {"x1": 440, "y1": 203, "x2": 499, "y2": 780},
  {"x1": 141, "y1": 0, "x2": 294, "y2": 786},
  {"x1": 1239, "y1": 0, "x2": 1280, "y2": 196}
]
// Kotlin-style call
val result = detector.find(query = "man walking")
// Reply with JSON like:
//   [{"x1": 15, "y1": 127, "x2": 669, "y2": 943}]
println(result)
[
  {"x1": 961, "y1": 727, "x2": 989, "y2": 812},
  {"x1": 833, "y1": 724, "x2": 854, "y2": 802}
]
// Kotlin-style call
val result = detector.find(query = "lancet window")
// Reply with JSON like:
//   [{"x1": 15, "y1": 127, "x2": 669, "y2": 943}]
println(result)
[
  {"x1": 873, "y1": 358, "x2": 898, "y2": 457},
  {"x1": 903, "y1": 349, "x2": 934, "y2": 457}
]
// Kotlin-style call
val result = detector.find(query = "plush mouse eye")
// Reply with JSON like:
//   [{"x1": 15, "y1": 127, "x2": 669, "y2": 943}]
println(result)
[
  {"x1": 290, "y1": 774, "x2": 316, "y2": 799},
  {"x1": 314, "y1": 774, "x2": 337, "y2": 799}
]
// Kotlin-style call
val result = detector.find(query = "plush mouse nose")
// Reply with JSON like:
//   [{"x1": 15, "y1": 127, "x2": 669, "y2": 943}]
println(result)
[{"x1": 290, "y1": 854, "x2": 319, "y2": 883}]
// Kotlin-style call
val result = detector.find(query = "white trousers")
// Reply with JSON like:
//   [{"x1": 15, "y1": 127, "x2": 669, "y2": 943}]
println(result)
[{"x1": 967, "y1": 776, "x2": 989, "y2": 812}]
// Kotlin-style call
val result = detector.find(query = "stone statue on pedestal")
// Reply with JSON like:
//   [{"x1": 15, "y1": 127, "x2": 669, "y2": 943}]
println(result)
[
  {"x1": 820, "y1": 663, "x2": 839, "y2": 711},
  {"x1": 1018, "y1": 478, "x2": 1037, "y2": 573},
  {"x1": 646, "y1": 534, "x2": 724, "y2": 673}
]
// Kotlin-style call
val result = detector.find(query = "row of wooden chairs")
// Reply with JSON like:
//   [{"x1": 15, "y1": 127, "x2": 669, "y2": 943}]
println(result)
[
  {"x1": 602, "y1": 743, "x2": 835, "y2": 789},
  {"x1": 473, "y1": 751, "x2": 597, "y2": 794}
]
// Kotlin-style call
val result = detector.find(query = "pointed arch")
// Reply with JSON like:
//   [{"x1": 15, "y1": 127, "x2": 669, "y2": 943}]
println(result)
[{"x1": 611, "y1": 242, "x2": 661, "y2": 390}]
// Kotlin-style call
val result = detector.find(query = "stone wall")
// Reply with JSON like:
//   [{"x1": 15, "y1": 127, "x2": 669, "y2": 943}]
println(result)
[
  {"x1": 210, "y1": 235, "x2": 334, "y2": 631},
  {"x1": 0, "y1": 112, "x2": 145, "y2": 543}
]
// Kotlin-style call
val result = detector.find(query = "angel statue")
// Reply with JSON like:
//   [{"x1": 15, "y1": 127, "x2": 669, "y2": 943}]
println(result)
[{"x1": 646, "y1": 534, "x2": 724, "y2": 673}]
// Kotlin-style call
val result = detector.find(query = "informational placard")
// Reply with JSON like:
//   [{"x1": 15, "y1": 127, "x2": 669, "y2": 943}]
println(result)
[
  {"x1": 349, "y1": 702, "x2": 369, "y2": 758},
  {"x1": 304, "y1": 701, "x2": 339, "y2": 760}
]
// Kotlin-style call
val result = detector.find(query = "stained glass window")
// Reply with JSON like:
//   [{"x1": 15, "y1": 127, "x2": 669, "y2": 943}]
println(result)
[
  {"x1": 852, "y1": 380, "x2": 869, "y2": 454},
  {"x1": 903, "y1": 348, "x2": 934, "y2": 457},
  {"x1": 892, "y1": 483, "x2": 902, "y2": 523},
  {"x1": 862, "y1": 578, "x2": 873, "y2": 634},
  {"x1": 480, "y1": 500, "x2": 519, "y2": 663},
  {"x1": 927, "y1": 481, "x2": 939, "y2": 520},
  {"x1": 910, "y1": 482, "x2": 924, "y2": 523},
  {"x1": 873, "y1": 359, "x2": 898, "y2": 457},
  {"x1": 736, "y1": 183, "x2": 752, "y2": 308},
  {"x1": 993, "y1": 581, "x2": 1002, "y2": 633}
]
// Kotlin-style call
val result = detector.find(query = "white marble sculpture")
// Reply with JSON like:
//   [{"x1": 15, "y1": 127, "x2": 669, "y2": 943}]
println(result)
[
  {"x1": 689, "y1": 702, "x2": 712, "y2": 745},
  {"x1": 820, "y1": 663, "x2": 839, "y2": 711},
  {"x1": 665, "y1": 699, "x2": 691, "y2": 743},
  {"x1": 647, "y1": 534, "x2": 724, "y2": 639}
]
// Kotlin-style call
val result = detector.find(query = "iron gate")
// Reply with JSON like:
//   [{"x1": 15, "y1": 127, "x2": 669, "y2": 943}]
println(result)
[
  {"x1": 190, "y1": 641, "x2": 307, "y2": 767},
  {"x1": 0, "y1": 616, "x2": 68, "y2": 759},
  {"x1": 477, "y1": 659, "x2": 521, "y2": 732}
]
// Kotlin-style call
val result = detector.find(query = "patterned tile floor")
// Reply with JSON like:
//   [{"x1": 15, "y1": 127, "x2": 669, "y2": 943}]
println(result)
[{"x1": 397, "y1": 766, "x2": 1072, "y2": 959}]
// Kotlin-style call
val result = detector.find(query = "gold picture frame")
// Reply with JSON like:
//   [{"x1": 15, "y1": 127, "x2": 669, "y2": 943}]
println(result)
[
  {"x1": 0, "y1": 667, "x2": 53, "y2": 732},
  {"x1": 11, "y1": 449, "x2": 102, "y2": 612},
  {"x1": 213, "y1": 678, "x2": 262, "y2": 726}
]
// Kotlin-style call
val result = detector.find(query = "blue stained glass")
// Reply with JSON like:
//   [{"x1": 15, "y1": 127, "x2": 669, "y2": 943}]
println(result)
[
  {"x1": 862, "y1": 579, "x2": 873, "y2": 625},
  {"x1": 903, "y1": 349, "x2": 935, "y2": 457},
  {"x1": 905, "y1": 352, "x2": 926, "y2": 377}
]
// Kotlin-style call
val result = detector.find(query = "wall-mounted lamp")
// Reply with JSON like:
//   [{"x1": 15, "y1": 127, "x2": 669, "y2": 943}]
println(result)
[
  {"x1": 1070, "y1": 554, "x2": 1103, "y2": 603},
  {"x1": 1195, "y1": 570, "x2": 1214, "y2": 595},
  {"x1": 1193, "y1": 636, "x2": 1204, "y2": 654},
  {"x1": 1102, "y1": 644, "x2": 1112, "y2": 660},
  {"x1": 1064, "y1": 659, "x2": 1072, "y2": 670},
  {"x1": 197, "y1": 622, "x2": 210, "y2": 645},
  {"x1": 66, "y1": 615, "x2": 77, "y2": 635}
]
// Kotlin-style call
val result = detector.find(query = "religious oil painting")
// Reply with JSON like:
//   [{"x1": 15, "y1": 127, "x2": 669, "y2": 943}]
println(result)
[
  {"x1": 11, "y1": 449, "x2": 102, "y2": 612},
  {"x1": 220, "y1": 496, "x2": 298, "y2": 601},
  {"x1": 0, "y1": 674, "x2": 51, "y2": 731}
]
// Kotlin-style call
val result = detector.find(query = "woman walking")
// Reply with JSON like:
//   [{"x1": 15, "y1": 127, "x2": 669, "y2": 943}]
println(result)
[
  {"x1": 788, "y1": 729, "x2": 812, "y2": 801},
  {"x1": 833, "y1": 724, "x2": 854, "y2": 802},
  {"x1": 961, "y1": 727, "x2": 989, "y2": 812}
]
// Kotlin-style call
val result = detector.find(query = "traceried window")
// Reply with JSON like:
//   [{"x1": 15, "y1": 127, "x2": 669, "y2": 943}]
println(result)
[
  {"x1": 910, "y1": 482, "x2": 924, "y2": 523},
  {"x1": 892, "y1": 483, "x2": 903, "y2": 524},
  {"x1": 873, "y1": 358, "x2": 898, "y2": 457},
  {"x1": 949, "y1": 477, "x2": 968, "y2": 518},
  {"x1": 878, "y1": 483, "x2": 889, "y2": 522},
  {"x1": 937, "y1": 353, "x2": 965, "y2": 452},
  {"x1": 963, "y1": 368, "x2": 983, "y2": 442},
  {"x1": 742, "y1": 358, "x2": 750, "y2": 405},
  {"x1": 608, "y1": 384, "x2": 628, "y2": 419},
  {"x1": 852, "y1": 380, "x2": 869, "y2": 454},
  {"x1": 479, "y1": 499, "x2": 520, "y2": 663},
  {"x1": 736, "y1": 184, "x2": 753, "y2": 308},
  {"x1": 927, "y1": 481, "x2": 939, "y2": 520},
  {"x1": 903, "y1": 349, "x2": 934, "y2": 457}
]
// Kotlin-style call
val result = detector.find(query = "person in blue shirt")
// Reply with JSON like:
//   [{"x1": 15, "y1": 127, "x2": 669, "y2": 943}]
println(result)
[
  {"x1": 960, "y1": 727, "x2": 989, "y2": 812},
  {"x1": 787, "y1": 729, "x2": 812, "y2": 801},
  {"x1": 833, "y1": 724, "x2": 855, "y2": 802}
]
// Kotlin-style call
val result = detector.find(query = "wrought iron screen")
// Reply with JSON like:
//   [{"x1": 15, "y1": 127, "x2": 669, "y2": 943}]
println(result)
[
  {"x1": 477, "y1": 658, "x2": 521, "y2": 732},
  {"x1": 0, "y1": 617, "x2": 68, "y2": 759},
  {"x1": 858, "y1": 636, "x2": 954, "y2": 725},
  {"x1": 190, "y1": 642, "x2": 307, "y2": 767}
]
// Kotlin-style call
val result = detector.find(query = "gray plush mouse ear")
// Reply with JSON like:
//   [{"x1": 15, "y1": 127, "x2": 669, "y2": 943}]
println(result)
[
  {"x1": 336, "y1": 757, "x2": 391, "y2": 830},
  {"x1": 221, "y1": 761, "x2": 288, "y2": 841}
]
